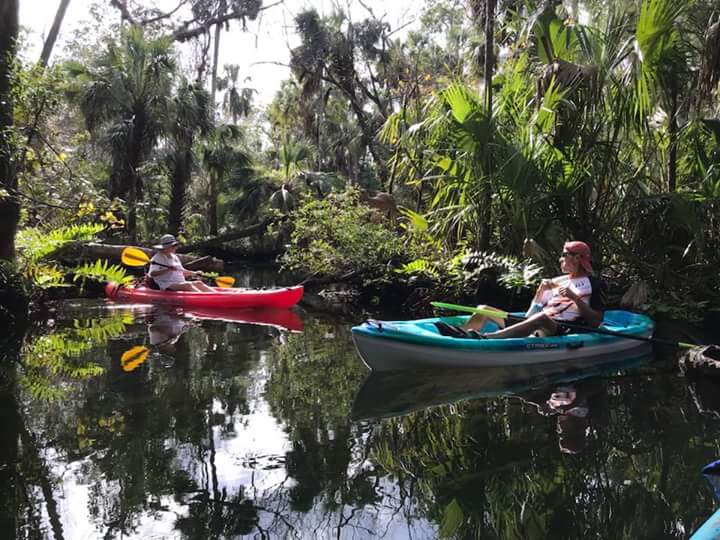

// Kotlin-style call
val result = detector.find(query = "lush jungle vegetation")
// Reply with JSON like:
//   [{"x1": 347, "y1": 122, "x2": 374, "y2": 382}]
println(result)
[{"x1": 1, "y1": 0, "x2": 720, "y2": 323}]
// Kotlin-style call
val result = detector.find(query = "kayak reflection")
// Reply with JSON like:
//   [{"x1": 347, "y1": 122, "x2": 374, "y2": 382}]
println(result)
[
  {"x1": 351, "y1": 346, "x2": 652, "y2": 421},
  {"x1": 116, "y1": 305, "x2": 304, "y2": 371}
]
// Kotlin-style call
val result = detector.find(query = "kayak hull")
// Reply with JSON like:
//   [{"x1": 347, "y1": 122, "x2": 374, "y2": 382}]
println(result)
[
  {"x1": 352, "y1": 310, "x2": 654, "y2": 371},
  {"x1": 105, "y1": 282, "x2": 303, "y2": 310}
]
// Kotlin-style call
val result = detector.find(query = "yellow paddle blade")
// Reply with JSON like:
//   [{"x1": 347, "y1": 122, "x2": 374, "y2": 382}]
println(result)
[
  {"x1": 120, "y1": 346, "x2": 149, "y2": 372},
  {"x1": 121, "y1": 247, "x2": 151, "y2": 267},
  {"x1": 215, "y1": 276, "x2": 235, "y2": 288}
]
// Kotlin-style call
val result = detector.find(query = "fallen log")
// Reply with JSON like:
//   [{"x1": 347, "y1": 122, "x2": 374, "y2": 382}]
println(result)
[
  {"x1": 72, "y1": 243, "x2": 225, "y2": 272},
  {"x1": 177, "y1": 217, "x2": 283, "y2": 252}
]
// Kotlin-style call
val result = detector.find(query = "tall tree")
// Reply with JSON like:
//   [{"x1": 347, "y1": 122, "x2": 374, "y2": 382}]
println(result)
[
  {"x1": 67, "y1": 26, "x2": 175, "y2": 243},
  {"x1": 167, "y1": 80, "x2": 214, "y2": 235},
  {"x1": 210, "y1": 0, "x2": 227, "y2": 107},
  {"x1": 0, "y1": 0, "x2": 19, "y2": 261},
  {"x1": 290, "y1": 9, "x2": 395, "y2": 186},
  {"x1": 39, "y1": 0, "x2": 71, "y2": 67},
  {"x1": 201, "y1": 125, "x2": 252, "y2": 235}
]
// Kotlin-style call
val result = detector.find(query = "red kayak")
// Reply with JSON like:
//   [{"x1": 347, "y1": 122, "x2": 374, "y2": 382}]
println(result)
[{"x1": 105, "y1": 282, "x2": 304, "y2": 309}]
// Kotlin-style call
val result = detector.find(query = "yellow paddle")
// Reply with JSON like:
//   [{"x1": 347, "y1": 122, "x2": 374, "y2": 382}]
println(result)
[
  {"x1": 120, "y1": 247, "x2": 235, "y2": 288},
  {"x1": 120, "y1": 345, "x2": 150, "y2": 372}
]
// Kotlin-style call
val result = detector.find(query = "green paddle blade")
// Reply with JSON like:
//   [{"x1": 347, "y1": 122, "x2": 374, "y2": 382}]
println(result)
[{"x1": 431, "y1": 301, "x2": 510, "y2": 319}]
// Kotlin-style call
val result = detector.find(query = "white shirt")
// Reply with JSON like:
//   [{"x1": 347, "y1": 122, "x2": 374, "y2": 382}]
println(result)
[
  {"x1": 148, "y1": 312, "x2": 187, "y2": 345},
  {"x1": 149, "y1": 252, "x2": 185, "y2": 290},
  {"x1": 539, "y1": 276, "x2": 593, "y2": 321}
]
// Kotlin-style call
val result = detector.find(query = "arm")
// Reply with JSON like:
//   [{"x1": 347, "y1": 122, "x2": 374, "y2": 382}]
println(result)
[
  {"x1": 175, "y1": 258, "x2": 198, "y2": 279},
  {"x1": 526, "y1": 278, "x2": 558, "y2": 316},
  {"x1": 557, "y1": 284, "x2": 604, "y2": 327}
]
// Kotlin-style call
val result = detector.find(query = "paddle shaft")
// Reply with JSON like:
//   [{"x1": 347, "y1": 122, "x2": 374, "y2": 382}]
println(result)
[
  {"x1": 431, "y1": 302, "x2": 696, "y2": 349},
  {"x1": 146, "y1": 257, "x2": 208, "y2": 278}
]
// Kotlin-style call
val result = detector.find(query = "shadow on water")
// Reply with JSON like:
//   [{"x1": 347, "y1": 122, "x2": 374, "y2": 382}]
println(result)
[{"x1": 2, "y1": 288, "x2": 720, "y2": 538}]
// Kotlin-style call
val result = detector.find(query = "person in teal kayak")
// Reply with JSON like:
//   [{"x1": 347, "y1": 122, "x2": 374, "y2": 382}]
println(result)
[
  {"x1": 149, "y1": 234, "x2": 215, "y2": 292},
  {"x1": 436, "y1": 240, "x2": 605, "y2": 338}
]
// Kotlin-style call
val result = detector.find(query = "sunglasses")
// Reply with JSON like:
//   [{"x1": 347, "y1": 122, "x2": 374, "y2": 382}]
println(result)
[{"x1": 561, "y1": 251, "x2": 578, "y2": 257}]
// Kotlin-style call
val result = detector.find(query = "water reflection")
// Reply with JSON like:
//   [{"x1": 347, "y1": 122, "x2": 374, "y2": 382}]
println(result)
[
  {"x1": 2, "y1": 301, "x2": 720, "y2": 539},
  {"x1": 351, "y1": 349, "x2": 651, "y2": 421},
  {"x1": 523, "y1": 379, "x2": 603, "y2": 455}
]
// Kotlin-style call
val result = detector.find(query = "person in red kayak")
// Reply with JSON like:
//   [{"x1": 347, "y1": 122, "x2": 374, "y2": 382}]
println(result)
[
  {"x1": 436, "y1": 240, "x2": 605, "y2": 339},
  {"x1": 149, "y1": 234, "x2": 215, "y2": 292}
]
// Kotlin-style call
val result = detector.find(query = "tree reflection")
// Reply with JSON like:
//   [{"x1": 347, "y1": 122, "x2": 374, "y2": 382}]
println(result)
[
  {"x1": 4, "y1": 305, "x2": 720, "y2": 539},
  {"x1": 364, "y1": 369, "x2": 718, "y2": 539}
]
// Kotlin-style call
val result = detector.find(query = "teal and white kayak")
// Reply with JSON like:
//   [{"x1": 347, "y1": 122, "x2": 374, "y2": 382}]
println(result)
[{"x1": 351, "y1": 310, "x2": 654, "y2": 371}]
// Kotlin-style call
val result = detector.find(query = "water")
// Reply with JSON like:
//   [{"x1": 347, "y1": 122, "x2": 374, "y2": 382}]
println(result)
[{"x1": 1, "y1": 292, "x2": 719, "y2": 539}]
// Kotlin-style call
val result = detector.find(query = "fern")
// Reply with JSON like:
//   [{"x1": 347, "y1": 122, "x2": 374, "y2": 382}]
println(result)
[
  {"x1": 17, "y1": 223, "x2": 105, "y2": 262},
  {"x1": 461, "y1": 250, "x2": 543, "y2": 291},
  {"x1": 396, "y1": 258, "x2": 440, "y2": 279},
  {"x1": 26, "y1": 264, "x2": 69, "y2": 288},
  {"x1": 73, "y1": 259, "x2": 133, "y2": 286},
  {"x1": 20, "y1": 312, "x2": 132, "y2": 401}
]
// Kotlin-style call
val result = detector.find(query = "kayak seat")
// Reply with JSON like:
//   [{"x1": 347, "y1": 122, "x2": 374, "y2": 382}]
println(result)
[
  {"x1": 434, "y1": 321, "x2": 485, "y2": 339},
  {"x1": 143, "y1": 275, "x2": 161, "y2": 290}
]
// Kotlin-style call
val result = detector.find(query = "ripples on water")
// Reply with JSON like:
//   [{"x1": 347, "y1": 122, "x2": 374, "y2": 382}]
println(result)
[{"x1": 1, "y1": 298, "x2": 719, "y2": 539}]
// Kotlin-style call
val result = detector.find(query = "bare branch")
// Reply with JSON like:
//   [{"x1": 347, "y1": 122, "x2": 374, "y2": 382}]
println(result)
[
  {"x1": 142, "y1": 0, "x2": 188, "y2": 25},
  {"x1": 109, "y1": 0, "x2": 137, "y2": 24},
  {"x1": 172, "y1": 0, "x2": 286, "y2": 42}
]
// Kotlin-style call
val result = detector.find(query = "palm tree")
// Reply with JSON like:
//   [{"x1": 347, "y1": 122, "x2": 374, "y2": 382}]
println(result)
[
  {"x1": 66, "y1": 26, "x2": 175, "y2": 243},
  {"x1": 200, "y1": 125, "x2": 252, "y2": 235},
  {"x1": 217, "y1": 64, "x2": 256, "y2": 123},
  {"x1": 166, "y1": 79, "x2": 214, "y2": 236}
]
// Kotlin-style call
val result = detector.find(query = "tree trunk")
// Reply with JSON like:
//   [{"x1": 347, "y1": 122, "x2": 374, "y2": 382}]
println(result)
[
  {"x1": 67, "y1": 242, "x2": 225, "y2": 271},
  {"x1": 168, "y1": 147, "x2": 191, "y2": 235},
  {"x1": 210, "y1": 0, "x2": 226, "y2": 111},
  {"x1": 127, "y1": 169, "x2": 138, "y2": 244},
  {"x1": 668, "y1": 78, "x2": 678, "y2": 192},
  {"x1": 480, "y1": 0, "x2": 496, "y2": 251},
  {"x1": 209, "y1": 172, "x2": 219, "y2": 236},
  {"x1": 179, "y1": 216, "x2": 281, "y2": 252},
  {"x1": 0, "y1": 0, "x2": 19, "y2": 262},
  {"x1": 39, "y1": 0, "x2": 71, "y2": 67},
  {"x1": 125, "y1": 108, "x2": 147, "y2": 244}
]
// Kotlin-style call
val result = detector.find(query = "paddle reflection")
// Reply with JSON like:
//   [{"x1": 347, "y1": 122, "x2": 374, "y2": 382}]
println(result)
[{"x1": 116, "y1": 305, "x2": 304, "y2": 371}]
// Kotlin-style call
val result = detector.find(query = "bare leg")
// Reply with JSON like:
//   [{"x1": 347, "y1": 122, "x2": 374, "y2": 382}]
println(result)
[
  {"x1": 188, "y1": 280, "x2": 215, "y2": 292},
  {"x1": 462, "y1": 304, "x2": 506, "y2": 332},
  {"x1": 484, "y1": 312, "x2": 559, "y2": 339},
  {"x1": 166, "y1": 281, "x2": 211, "y2": 293}
]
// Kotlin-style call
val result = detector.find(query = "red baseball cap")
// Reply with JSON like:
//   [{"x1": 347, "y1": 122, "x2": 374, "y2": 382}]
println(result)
[{"x1": 563, "y1": 241, "x2": 593, "y2": 273}]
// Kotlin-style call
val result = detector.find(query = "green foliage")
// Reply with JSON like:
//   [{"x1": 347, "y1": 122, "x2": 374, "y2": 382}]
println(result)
[
  {"x1": 281, "y1": 188, "x2": 405, "y2": 280},
  {"x1": 17, "y1": 223, "x2": 105, "y2": 263},
  {"x1": 20, "y1": 312, "x2": 133, "y2": 401},
  {"x1": 73, "y1": 259, "x2": 133, "y2": 286},
  {"x1": 12, "y1": 223, "x2": 107, "y2": 292}
]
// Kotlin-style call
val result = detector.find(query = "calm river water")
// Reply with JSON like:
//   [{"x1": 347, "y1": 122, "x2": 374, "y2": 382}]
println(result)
[{"x1": 1, "y1": 275, "x2": 719, "y2": 539}]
